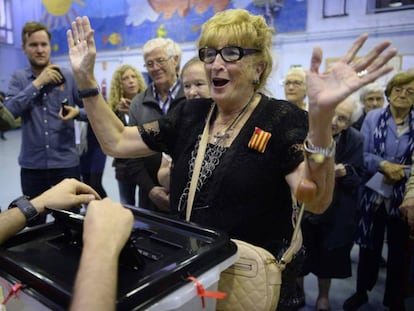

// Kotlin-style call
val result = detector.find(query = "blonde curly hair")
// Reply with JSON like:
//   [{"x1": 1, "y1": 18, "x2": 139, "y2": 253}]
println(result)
[
  {"x1": 108, "y1": 64, "x2": 147, "y2": 111},
  {"x1": 197, "y1": 8, "x2": 274, "y2": 92}
]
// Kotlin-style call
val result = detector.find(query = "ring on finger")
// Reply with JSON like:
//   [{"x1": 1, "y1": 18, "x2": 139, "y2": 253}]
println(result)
[
  {"x1": 357, "y1": 69, "x2": 368, "y2": 78},
  {"x1": 75, "y1": 39, "x2": 81, "y2": 46}
]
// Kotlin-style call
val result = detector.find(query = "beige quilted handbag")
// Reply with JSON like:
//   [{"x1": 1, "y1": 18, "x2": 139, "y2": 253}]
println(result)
[
  {"x1": 215, "y1": 214, "x2": 304, "y2": 311},
  {"x1": 216, "y1": 239, "x2": 281, "y2": 311}
]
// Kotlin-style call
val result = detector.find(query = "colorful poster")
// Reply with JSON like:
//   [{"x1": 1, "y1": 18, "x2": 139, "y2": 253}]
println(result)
[{"x1": 40, "y1": 0, "x2": 307, "y2": 55}]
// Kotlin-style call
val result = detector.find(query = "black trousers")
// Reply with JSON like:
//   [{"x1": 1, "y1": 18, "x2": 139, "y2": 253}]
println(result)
[
  {"x1": 20, "y1": 166, "x2": 80, "y2": 225},
  {"x1": 356, "y1": 204, "x2": 409, "y2": 309}
]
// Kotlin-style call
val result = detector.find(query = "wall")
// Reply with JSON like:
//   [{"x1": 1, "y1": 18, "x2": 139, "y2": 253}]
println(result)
[
  {"x1": 271, "y1": 0, "x2": 414, "y2": 97},
  {"x1": 0, "y1": 0, "x2": 41, "y2": 91},
  {"x1": 1, "y1": 0, "x2": 414, "y2": 97}
]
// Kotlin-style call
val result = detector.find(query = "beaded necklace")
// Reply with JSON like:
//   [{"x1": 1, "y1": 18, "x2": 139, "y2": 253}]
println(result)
[{"x1": 212, "y1": 93, "x2": 256, "y2": 145}]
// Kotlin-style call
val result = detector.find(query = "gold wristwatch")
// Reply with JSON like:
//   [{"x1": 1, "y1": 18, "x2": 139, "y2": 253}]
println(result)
[{"x1": 303, "y1": 136, "x2": 336, "y2": 164}]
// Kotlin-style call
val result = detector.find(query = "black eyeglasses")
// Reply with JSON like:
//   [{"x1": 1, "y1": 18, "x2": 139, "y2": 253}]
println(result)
[{"x1": 199, "y1": 46, "x2": 260, "y2": 64}]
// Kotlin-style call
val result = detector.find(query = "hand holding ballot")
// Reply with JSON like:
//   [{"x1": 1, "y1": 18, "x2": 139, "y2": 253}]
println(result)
[{"x1": 380, "y1": 161, "x2": 410, "y2": 183}]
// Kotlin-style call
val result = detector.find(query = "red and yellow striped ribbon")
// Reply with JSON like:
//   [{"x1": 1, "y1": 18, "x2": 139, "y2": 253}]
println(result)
[{"x1": 248, "y1": 127, "x2": 272, "y2": 153}]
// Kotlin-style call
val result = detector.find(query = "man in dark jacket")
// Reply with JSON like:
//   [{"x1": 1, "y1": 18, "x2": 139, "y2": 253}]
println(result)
[{"x1": 128, "y1": 38, "x2": 185, "y2": 211}]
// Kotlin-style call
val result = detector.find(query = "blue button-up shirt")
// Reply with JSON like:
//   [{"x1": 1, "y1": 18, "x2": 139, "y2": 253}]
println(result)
[
  {"x1": 362, "y1": 107, "x2": 412, "y2": 175},
  {"x1": 152, "y1": 77, "x2": 182, "y2": 114},
  {"x1": 5, "y1": 67, "x2": 86, "y2": 169}
]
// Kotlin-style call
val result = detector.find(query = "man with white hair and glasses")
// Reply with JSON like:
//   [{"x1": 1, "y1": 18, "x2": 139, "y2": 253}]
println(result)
[{"x1": 127, "y1": 38, "x2": 186, "y2": 212}]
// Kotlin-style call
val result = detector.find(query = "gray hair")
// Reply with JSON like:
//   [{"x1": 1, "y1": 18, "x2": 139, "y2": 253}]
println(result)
[
  {"x1": 346, "y1": 94, "x2": 363, "y2": 124},
  {"x1": 285, "y1": 66, "x2": 306, "y2": 83},
  {"x1": 142, "y1": 38, "x2": 181, "y2": 60},
  {"x1": 359, "y1": 82, "x2": 384, "y2": 104}
]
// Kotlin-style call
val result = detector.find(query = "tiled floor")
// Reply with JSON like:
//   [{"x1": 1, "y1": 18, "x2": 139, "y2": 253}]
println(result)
[
  {"x1": 0, "y1": 128, "x2": 390, "y2": 310},
  {"x1": 298, "y1": 248, "x2": 386, "y2": 311}
]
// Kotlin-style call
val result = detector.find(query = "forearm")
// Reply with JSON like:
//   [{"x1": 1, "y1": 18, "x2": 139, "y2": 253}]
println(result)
[
  {"x1": 304, "y1": 158, "x2": 335, "y2": 213},
  {"x1": 69, "y1": 198, "x2": 133, "y2": 310},
  {"x1": 0, "y1": 209, "x2": 27, "y2": 245},
  {"x1": 301, "y1": 113, "x2": 336, "y2": 212},
  {"x1": 79, "y1": 92, "x2": 155, "y2": 160},
  {"x1": 287, "y1": 159, "x2": 335, "y2": 214},
  {"x1": 70, "y1": 244, "x2": 118, "y2": 311},
  {"x1": 0, "y1": 196, "x2": 47, "y2": 245},
  {"x1": 5, "y1": 82, "x2": 40, "y2": 117},
  {"x1": 81, "y1": 91, "x2": 122, "y2": 149},
  {"x1": 304, "y1": 107, "x2": 336, "y2": 211}
]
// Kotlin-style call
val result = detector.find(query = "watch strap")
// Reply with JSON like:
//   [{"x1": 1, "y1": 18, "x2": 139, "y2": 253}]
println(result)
[
  {"x1": 78, "y1": 87, "x2": 100, "y2": 99},
  {"x1": 8, "y1": 195, "x2": 40, "y2": 226}
]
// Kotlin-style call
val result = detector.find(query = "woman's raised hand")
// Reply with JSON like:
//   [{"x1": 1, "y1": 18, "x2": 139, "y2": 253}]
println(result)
[
  {"x1": 307, "y1": 34, "x2": 397, "y2": 117},
  {"x1": 304, "y1": 34, "x2": 397, "y2": 147},
  {"x1": 66, "y1": 16, "x2": 97, "y2": 89}
]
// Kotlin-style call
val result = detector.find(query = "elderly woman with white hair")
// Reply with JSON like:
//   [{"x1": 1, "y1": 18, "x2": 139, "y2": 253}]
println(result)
[
  {"x1": 352, "y1": 82, "x2": 385, "y2": 130},
  {"x1": 284, "y1": 66, "x2": 307, "y2": 110}
]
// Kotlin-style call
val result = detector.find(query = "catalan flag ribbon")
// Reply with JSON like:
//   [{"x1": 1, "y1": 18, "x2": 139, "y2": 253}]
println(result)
[{"x1": 248, "y1": 127, "x2": 272, "y2": 153}]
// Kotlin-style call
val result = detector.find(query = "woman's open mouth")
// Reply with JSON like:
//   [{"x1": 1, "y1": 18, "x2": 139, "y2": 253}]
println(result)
[{"x1": 212, "y1": 78, "x2": 229, "y2": 87}]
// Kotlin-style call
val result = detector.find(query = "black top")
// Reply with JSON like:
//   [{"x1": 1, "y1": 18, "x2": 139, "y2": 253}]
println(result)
[
  {"x1": 352, "y1": 112, "x2": 365, "y2": 131},
  {"x1": 138, "y1": 95, "x2": 308, "y2": 251}
]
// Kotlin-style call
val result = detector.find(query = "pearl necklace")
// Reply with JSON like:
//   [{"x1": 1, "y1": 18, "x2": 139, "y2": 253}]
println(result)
[{"x1": 213, "y1": 93, "x2": 256, "y2": 145}]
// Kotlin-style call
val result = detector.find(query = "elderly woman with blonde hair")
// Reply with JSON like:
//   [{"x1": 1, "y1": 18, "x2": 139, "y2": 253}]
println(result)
[{"x1": 67, "y1": 8, "x2": 397, "y2": 309}]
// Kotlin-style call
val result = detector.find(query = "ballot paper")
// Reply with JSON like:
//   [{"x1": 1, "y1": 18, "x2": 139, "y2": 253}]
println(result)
[{"x1": 365, "y1": 172, "x2": 394, "y2": 199}]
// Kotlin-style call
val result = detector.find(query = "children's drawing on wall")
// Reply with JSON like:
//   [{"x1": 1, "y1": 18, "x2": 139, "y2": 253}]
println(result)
[{"x1": 40, "y1": 0, "x2": 307, "y2": 55}]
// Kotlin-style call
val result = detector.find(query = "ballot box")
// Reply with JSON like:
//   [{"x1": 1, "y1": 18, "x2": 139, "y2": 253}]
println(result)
[{"x1": 0, "y1": 207, "x2": 237, "y2": 310}]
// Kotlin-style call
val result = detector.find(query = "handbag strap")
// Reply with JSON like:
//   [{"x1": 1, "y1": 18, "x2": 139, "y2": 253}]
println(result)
[
  {"x1": 186, "y1": 103, "x2": 215, "y2": 221},
  {"x1": 278, "y1": 197, "x2": 305, "y2": 266}
]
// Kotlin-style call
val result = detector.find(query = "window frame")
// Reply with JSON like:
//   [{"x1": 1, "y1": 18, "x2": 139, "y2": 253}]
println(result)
[
  {"x1": 0, "y1": 0, "x2": 14, "y2": 45},
  {"x1": 367, "y1": 0, "x2": 414, "y2": 14},
  {"x1": 323, "y1": 0, "x2": 348, "y2": 18}
]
